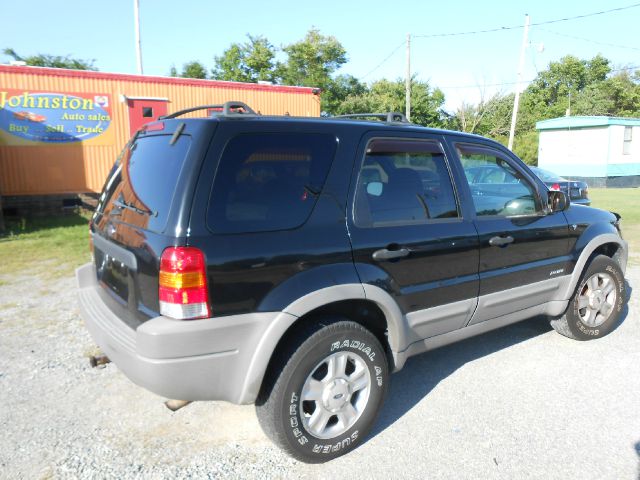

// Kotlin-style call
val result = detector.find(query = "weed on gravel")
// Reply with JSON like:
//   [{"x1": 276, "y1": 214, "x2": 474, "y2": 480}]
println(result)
[{"x1": 0, "y1": 212, "x2": 91, "y2": 280}]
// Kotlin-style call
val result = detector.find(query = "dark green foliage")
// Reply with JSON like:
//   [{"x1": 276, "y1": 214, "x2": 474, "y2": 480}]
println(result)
[
  {"x1": 336, "y1": 77, "x2": 448, "y2": 127},
  {"x1": 277, "y1": 29, "x2": 347, "y2": 90},
  {"x1": 211, "y1": 35, "x2": 277, "y2": 83},
  {"x1": 173, "y1": 61, "x2": 208, "y2": 79},
  {"x1": 454, "y1": 55, "x2": 640, "y2": 164},
  {"x1": 3, "y1": 47, "x2": 97, "y2": 70}
]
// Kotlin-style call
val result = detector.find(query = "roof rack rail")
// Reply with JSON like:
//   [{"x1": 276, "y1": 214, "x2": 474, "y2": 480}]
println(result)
[
  {"x1": 159, "y1": 101, "x2": 257, "y2": 120},
  {"x1": 334, "y1": 112, "x2": 410, "y2": 123}
]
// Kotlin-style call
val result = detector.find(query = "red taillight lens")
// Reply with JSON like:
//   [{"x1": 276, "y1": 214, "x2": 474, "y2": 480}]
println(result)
[
  {"x1": 159, "y1": 247, "x2": 210, "y2": 320},
  {"x1": 551, "y1": 183, "x2": 561, "y2": 191}
]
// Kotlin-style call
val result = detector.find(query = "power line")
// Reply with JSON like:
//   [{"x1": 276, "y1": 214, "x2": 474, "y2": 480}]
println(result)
[
  {"x1": 610, "y1": 65, "x2": 640, "y2": 73},
  {"x1": 440, "y1": 65, "x2": 640, "y2": 90},
  {"x1": 413, "y1": 2, "x2": 640, "y2": 39},
  {"x1": 358, "y1": 3, "x2": 640, "y2": 84},
  {"x1": 537, "y1": 27, "x2": 640, "y2": 51},
  {"x1": 441, "y1": 79, "x2": 529, "y2": 90},
  {"x1": 530, "y1": 3, "x2": 640, "y2": 27},
  {"x1": 361, "y1": 40, "x2": 405, "y2": 79}
]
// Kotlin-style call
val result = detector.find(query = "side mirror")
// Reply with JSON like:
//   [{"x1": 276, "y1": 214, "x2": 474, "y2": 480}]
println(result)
[{"x1": 548, "y1": 190, "x2": 569, "y2": 213}]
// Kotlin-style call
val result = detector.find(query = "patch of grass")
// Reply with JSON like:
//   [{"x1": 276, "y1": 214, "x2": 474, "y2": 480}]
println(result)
[
  {"x1": 0, "y1": 213, "x2": 92, "y2": 278},
  {"x1": 589, "y1": 188, "x2": 640, "y2": 264}
]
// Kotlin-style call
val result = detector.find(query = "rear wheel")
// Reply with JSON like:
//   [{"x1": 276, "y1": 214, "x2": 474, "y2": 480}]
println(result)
[
  {"x1": 256, "y1": 319, "x2": 388, "y2": 463},
  {"x1": 551, "y1": 255, "x2": 626, "y2": 340}
]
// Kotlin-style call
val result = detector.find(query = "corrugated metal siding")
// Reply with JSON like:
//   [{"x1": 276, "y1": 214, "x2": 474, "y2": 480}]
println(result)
[{"x1": 0, "y1": 67, "x2": 320, "y2": 195}]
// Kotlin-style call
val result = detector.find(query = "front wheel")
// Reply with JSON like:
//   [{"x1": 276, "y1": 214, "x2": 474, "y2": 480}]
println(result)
[
  {"x1": 551, "y1": 255, "x2": 626, "y2": 340},
  {"x1": 256, "y1": 319, "x2": 388, "y2": 463}
]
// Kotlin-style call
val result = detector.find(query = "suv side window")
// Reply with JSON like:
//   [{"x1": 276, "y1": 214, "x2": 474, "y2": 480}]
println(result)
[
  {"x1": 207, "y1": 133, "x2": 337, "y2": 234},
  {"x1": 354, "y1": 138, "x2": 459, "y2": 227},
  {"x1": 456, "y1": 143, "x2": 542, "y2": 217}
]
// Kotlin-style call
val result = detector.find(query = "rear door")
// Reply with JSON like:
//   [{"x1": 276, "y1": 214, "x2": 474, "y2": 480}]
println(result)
[
  {"x1": 91, "y1": 121, "x2": 212, "y2": 323},
  {"x1": 451, "y1": 141, "x2": 570, "y2": 325},
  {"x1": 348, "y1": 133, "x2": 479, "y2": 340}
]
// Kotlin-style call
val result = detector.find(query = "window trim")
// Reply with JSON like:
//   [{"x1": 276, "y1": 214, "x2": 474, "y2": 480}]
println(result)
[
  {"x1": 623, "y1": 126, "x2": 632, "y2": 155},
  {"x1": 352, "y1": 136, "x2": 462, "y2": 228},
  {"x1": 454, "y1": 141, "x2": 545, "y2": 220}
]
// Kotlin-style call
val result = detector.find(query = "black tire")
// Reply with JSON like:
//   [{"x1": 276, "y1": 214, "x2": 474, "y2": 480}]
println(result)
[
  {"x1": 256, "y1": 319, "x2": 389, "y2": 463},
  {"x1": 551, "y1": 255, "x2": 626, "y2": 340}
]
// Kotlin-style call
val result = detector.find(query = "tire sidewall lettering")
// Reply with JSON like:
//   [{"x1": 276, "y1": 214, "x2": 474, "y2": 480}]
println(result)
[
  {"x1": 570, "y1": 257, "x2": 625, "y2": 338},
  {"x1": 283, "y1": 331, "x2": 387, "y2": 458}
]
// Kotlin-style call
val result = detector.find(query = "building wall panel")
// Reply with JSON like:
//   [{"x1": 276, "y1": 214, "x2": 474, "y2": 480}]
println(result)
[{"x1": 0, "y1": 65, "x2": 320, "y2": 195}]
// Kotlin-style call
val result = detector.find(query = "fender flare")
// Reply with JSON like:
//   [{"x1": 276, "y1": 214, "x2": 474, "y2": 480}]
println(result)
[
  {"x1": 237, "y1": 283, "x2": 409, "y2": 403},
  {"x1": 559, "y1": 232, "x2": 628, "y2": 301}
]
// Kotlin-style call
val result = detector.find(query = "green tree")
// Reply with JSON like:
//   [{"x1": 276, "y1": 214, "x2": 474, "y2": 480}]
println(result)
[
  {"x1": 322, "y1": 74, "x2": 367, "y2": 115},
  {"x1": 511, "y1": 131, "x2": 539, "y2": 165},
  {"x1": 454, "y1": 92, "x2": 513, "y2": 136},
  {"x1": 479, "y1": 54, "x2": 639, "y2": 164},
  {"x1": 336, "y1": 78, "x2": 448, "y2": 127},
  {"x1": 573, "y1": 70, "x2": 640, "y2": 117},
  {"x1": 176, "y1": 61, "x2": 208, "y2": 79},
  {"x1": 522, "y1": 54, "x2": 611, "y2": 120},
  {"x1": 211, "y1": 35, "x2": 277, "y2": 83},
  {"x1": 3, "y1": 47, "x2": 97, "y2": 70},
  {"x1": 208, "y1": 30, "x2": 355, "y2": 112},
  {"x1": 278, "y1": 28, "x2": 347, "y2": 92}
]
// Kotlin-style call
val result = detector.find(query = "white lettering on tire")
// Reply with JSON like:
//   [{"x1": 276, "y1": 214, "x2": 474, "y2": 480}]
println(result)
[{"x1": 330, "y1": 339, "x2": 375, "y2": 361}]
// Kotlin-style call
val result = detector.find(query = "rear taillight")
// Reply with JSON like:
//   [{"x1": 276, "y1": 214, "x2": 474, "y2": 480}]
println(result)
[
  {"x1": 551, "y1": 183, "x2": 561, "y2": 191},
  {"x1": 159, "y1": 247, "x2": 210, "y2": 320}
]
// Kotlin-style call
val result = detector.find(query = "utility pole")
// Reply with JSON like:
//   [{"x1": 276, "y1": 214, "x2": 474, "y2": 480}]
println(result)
[
  {"x1": 405, "y1": 33, "x2": 411, "y2": 121},
  {"x1": 134, "y1": 0, "x2": 144, "y2": 74},
  {"x1": 508, "y1": 14, "x2": 530, "y2": 151}
]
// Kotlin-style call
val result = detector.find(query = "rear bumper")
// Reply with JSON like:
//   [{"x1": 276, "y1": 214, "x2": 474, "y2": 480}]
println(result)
[{"x1": 76, "y1": 263, "x2": 294, "y2": 404}]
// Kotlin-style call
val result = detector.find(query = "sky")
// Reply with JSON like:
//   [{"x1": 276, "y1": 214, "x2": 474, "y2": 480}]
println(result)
[{"x1": 1, "y1": 0, "x2": 639, "y2": 111}]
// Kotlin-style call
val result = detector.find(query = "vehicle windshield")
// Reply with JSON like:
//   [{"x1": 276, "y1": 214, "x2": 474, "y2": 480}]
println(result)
[{"x1": 531, "y1": 167, "x2": 565, "y2": 182}]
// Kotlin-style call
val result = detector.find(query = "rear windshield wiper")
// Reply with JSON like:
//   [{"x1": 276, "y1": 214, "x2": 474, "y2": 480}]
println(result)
[
  {"x1": 112, "y1": 197, "x2": 157, "y2": 217},
  {"x1": 304, "y1": 185, "x2": 321, "y2": 196}
]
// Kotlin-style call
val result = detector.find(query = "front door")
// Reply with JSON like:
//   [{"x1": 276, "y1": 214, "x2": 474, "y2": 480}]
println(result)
[
  {"x1": 451, "y1": 141, "x2": 570, "y2": 325},
  {"x1": 348, "y1": 134, "x2": 480, "y2": 340},
  {"x1": 126, "y1": 98, "x2": 168, "y2": 136}
]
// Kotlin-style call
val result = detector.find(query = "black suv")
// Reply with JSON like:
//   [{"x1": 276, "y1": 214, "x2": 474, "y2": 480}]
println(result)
[{"x1": 77, "y1": 102, "x2": 628, "y2": 463}]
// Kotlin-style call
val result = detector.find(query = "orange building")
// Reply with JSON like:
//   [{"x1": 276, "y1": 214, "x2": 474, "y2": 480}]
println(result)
[{"x1": 0, "y1": 65, "x2": 321, "y2": 198}]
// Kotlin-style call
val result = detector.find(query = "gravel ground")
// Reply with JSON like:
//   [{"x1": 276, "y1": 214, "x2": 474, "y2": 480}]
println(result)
[{"x1": 0, "y1": 265, "x2": 638, "y2": 479}]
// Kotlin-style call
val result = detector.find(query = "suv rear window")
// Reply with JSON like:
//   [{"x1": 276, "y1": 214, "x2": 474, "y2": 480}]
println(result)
[
  {"x1": 207, "y1": 133, "x2": 337, "y2": 234},
  {"x1": 95, "y1": 134, "x2": 191, "y2": 232}
]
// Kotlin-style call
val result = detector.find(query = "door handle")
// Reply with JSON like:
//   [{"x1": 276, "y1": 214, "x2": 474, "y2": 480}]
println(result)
[
  {"x1": 372, "y1": 247, "x2": 410, "y2": 261},
  {"x1": 489, "y1": 235, "x2": 514, "y2": 247}
]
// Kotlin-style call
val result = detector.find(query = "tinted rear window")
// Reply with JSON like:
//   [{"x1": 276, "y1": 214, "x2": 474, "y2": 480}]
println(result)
[
  {"x1": 207, "y1": 133, "x2": 337, "y2": 234},
  {"x1": 95, "y1": 134, "x2": 191, "y2": 232}
]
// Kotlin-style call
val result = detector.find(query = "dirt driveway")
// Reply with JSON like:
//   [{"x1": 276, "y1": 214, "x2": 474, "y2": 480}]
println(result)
[{"x1": 1, "y1": 266, "x2": 638, "y2": 479}]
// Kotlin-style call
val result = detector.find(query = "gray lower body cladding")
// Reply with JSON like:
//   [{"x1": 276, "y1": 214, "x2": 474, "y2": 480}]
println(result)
[{"x1": 76, "y1": 263, "x2": 288, "y2": 403}]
